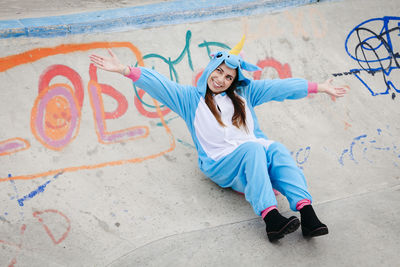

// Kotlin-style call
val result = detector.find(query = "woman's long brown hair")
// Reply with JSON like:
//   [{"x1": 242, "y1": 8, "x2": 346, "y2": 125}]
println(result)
[{"x1": 204, "y1": 74, "x2": 248, "y2": 131}]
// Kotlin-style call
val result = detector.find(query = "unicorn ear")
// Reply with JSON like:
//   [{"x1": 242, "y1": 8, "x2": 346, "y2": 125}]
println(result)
[
  {"x1": 240, "y1": 60, "x2": 261, "y2": 71},
  {"x1": 229, "y1": 35, "x2": 246, "y2": 55}
]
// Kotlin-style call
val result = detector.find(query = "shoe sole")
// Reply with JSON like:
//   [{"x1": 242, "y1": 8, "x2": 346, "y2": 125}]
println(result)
[
  {"x1": 302, "y1": 226, "x2": 329, "y2": 238},
  {"x1": 267, "y1": 217, "x2": 300, "y2": 242}
]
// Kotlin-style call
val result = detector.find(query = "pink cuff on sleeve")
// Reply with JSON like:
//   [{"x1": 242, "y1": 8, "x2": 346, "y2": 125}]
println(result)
[
  {"x1": 124, "y1": 66, "x2": 141, "y2": 82},
  {"x1": 308, "y1": 81, "x2": 318, "y2": 94}
]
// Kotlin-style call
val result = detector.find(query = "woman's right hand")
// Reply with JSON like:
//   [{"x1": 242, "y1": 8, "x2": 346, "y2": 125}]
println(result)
[
  {"x1": 89, "y1": 48, "x2": 129, "y2": 75},
  {"x1": 317, "y1": 78, "x2": 349, "y2": 98}
]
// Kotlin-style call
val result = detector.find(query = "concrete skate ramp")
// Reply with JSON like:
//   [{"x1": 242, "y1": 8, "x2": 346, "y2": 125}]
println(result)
[{"x1": 1, "y1": 0, "x2": 400, "y2": 266}]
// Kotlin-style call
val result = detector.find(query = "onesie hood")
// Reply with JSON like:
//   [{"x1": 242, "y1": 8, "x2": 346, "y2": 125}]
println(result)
[{"x1": 196, "y1": 36, "x2": 261, "y2": 97}]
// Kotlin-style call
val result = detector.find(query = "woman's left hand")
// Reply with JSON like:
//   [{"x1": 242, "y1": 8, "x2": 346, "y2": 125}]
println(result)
[{"x1": 318, "y1": 78, "x2": 349, "y2": 98}]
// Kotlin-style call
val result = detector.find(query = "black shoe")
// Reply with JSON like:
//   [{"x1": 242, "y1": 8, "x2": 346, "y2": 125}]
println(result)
[
  {"x1": 301, "y1": 224, "x2": 329, "y2": 237},
  {"x1": 300, "y1": 205, "x2": 329, "y2": 238},
  {"x1": 264, "y1": 209, "x2": 300, "y2": 242}
]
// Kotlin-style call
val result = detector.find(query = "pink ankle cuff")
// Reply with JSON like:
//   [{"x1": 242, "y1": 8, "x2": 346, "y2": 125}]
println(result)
[
  {"x1": 125, "y1": 66, "x2": 141, "y2": 82},
  {"x1": 296, "y1": 199, "x2": 311, "y2": 210},
  {"x1": 261, "y1": 206, "x2": 277, "y2": 219}
]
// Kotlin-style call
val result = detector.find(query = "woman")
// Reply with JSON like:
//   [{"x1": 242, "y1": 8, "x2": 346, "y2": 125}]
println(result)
[{"x1": 89, "y1": 40, "x2": 347, "y2": 242}]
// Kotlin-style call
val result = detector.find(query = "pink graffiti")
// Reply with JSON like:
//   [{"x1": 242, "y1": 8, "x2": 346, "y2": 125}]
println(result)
[
  {"x1": 39, "y1": 64, "x2": 84, "y2": 108},
  {"x1": 88, "y1": 64, "x2": 149, "y2": 144},
  {"x1": 32, "y1": 209, "x2": 71, "y2": 245},
  {"x1": 31, "y1": 84, "x2": 81, "y2": 150},
  {"x1": 253, "y1": 58, "x2": 292, "y2": 79},
  {"x1": 0, "y1": 138, "x2": 30, "y2": 156},
  {"x1": 1, "y1": 209, "x2": 70, "y2": 266}
]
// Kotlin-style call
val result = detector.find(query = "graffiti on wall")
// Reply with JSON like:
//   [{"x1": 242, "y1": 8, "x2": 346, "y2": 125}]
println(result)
[
  {"x1": 335, "y1": 16, "x2": 400, "y2": 98},
  {"x1": 0, "y1": 42, "x2": 175, "y2": 182}
]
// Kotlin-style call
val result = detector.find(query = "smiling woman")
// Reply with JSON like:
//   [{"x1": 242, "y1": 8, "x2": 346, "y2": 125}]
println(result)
[
  {"x1": 207, "y1": 63, "x2": 237, "y2": 94},
  {"x1": 89, "y1": 36, "x2": 348, "y2": 242}
]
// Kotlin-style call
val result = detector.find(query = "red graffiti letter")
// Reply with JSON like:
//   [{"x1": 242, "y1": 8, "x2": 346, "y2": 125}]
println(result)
[{"x1": 88, "y1": 64, "x2": 149, "y2": 144}]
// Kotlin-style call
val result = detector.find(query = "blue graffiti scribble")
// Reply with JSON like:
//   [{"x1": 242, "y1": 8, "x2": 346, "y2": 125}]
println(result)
[
  {"x1": 339, "y1": 128, "x2": 400, "y2": 166},
  {"x1": 339, "y1": 134, "x2": 367, "y2": 165},
  {"x1": 16, "y1": 172, "x2": 63, "y2": 207},
  {"x1": 295, "y1": 146, "x2": 311, "y2": 165},
  {"x1": 342, "y1": 16, "x2": 400, "y2": 96},
  {"x1": 18, "y1": 180, "x2": 51, "y2": 206},
  {"x1": 290, "y1": 146, "x2": 311, "y2": 169}
]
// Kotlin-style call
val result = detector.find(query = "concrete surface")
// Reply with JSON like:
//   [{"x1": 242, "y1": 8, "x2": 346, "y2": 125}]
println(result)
[{"x1": 1, "y1": 0, "x2": 400, "y2": 266}]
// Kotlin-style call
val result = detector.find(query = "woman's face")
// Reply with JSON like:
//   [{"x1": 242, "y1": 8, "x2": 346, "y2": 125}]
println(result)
[{"x1": 207, "y1": 63, "x2": 237, "y2": 94}]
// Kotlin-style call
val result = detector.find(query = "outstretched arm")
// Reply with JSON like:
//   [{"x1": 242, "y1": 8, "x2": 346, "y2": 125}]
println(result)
[
  {"x1": 247, "y1": 77, "x2": 348, "y2": 106},
  {"x1": 89, "y1": 49, "x2": 193, "y2": 118}
]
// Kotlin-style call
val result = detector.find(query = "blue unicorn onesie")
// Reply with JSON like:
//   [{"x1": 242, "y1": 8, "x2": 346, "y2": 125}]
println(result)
[{"x1": 125, "y1": 40, "x2": 316, "y2": 218}]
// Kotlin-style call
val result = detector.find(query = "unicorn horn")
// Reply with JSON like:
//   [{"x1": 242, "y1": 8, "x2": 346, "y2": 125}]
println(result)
[{"x1": 229, "y1": 35, "x2": 246, "y2": 55}]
